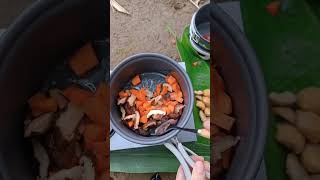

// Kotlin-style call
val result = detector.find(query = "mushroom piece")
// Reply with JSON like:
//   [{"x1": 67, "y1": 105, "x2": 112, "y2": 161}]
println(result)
[
  {"x1": 275, "y1": 123, "x2": 305, "y2": 154},
  {"x1": 296, "y1": 111, "x2": 320, "y2": 143},
  {"x1": 24, "y1": 112, "x2": 55, "y2": 137},
  {"x1": 194, "y1": 90, "x2": 204, "y2": 95},
  {"x1": 200, "y1": 110, "x2": 210, "y2": 122},
  {"x1": 203, "y1": 89, "x2": 210, "y2": 97},
  {"x1": 56, "y1": 103, "x2": 84, "y2": 141},
  {"x1": 174, "y1": 104, "x2": 185, "y2": 114},
  {"x1": 32, "y1": 140, "x2": 50, "y2": 180},
  {"x1": 301, "y1": 144, "x2": 320, "y2": 173},
  {"x1": 48, "y1": 166, "x2": 83, "y2": 180},
  {"x1": 269, "y1": 91, "x2": 296, "y2": 106},
  {"x1": 272, "y1": 107, "x2": 296, "y2": 124},
  {"x1": 151, "y1": 95, "x2": 162, "y2": 105},
  {"x1": 123, "y1": 114, "x2": 136, "y2": 120},
  {"x1": 134, "y1": 111, "x2": 140, "y2": 129},
  {"x1": 120, "y1": 106, "x2": 126, "y2": 119},
  {"x1": 286, "y1": 153, "x2": 309, "y2": 180},
  {"x1": 163, "y1": 83, "x2": 173, "y2": 92},
  {"x1": 117, "y1": 97, "x2": 127, "y2": 105},
  {"x1": 196, "y1": 100, "x2": 206, "y2": 111},
  {"x1": 142, "y1": 120, "x2": 157, "y2": 130},
  {"x1": 147, "y1": 110, "x2": 166, "y2": 118},
  {"x1": 127, "y1": 94, "x2": 137, "y2": 106},
  {"x1": 80, "y1": 156, "x2": 95, "y2": 180}
]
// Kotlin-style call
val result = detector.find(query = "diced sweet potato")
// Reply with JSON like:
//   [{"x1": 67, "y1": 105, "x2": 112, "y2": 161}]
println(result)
[
  {"x1": 166, "y1": 75, "x2": 177, "y2": 85},
  {"x1": 69, "y1": 43, "x2": 99, "y2": 76},
  {"x1": 131, "y1": 75, "x2": 141, "y2": 86},
  {"x1": 28, "y1": 92, "x2": 58, "y2": 115},
  {"x1": 140, "y1": 115, "x2": 148, "y2": 124},
  {"x1": 63, "y1": 86, "x2": 94, "y2": 106}
]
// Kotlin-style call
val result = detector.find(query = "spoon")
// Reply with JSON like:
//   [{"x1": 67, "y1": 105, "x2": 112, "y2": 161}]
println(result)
[{"x1": 149, "y1": 120, "x2": 210, "y2": 138}]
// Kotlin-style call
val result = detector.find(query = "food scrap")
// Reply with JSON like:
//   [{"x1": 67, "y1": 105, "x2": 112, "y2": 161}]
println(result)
[
  {"x1": 212, "y1": 68, "x2": 239, "y2": 178},
  {"x1": 271, "y1": 87, "x2": 320, "y2": 179},
  {"x1": 117, "y1": 74, "x2": 185, "y2": 136}
]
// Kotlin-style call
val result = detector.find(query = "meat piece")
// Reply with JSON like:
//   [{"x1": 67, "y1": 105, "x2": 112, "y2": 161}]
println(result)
[
  {"x1": 272, "y1": 107, "x2": 296, "y2": 124},
  {"x1": 32, "y1": 140, "x2": 49, "y2": 180},
  {"x1": 286, "y1": 153, "x2": 309, "y2": 180},
  {"x1": 48, "y1": 166, "x2": 83, "y2": 180},
  {"x1": 49, "y1": 89, "x2": 68, "y2": 110},
  {"x1": 80, "y1": 156, "x2": 95, "y2": 180},
  {"x1": 168, "y1": 113, "x2": 180, "y2": 119},
  {"x1": 297, "y1": 87, "x2": 320, "y2": 115},
  {"x1": 301, "y1": 144, "x2": 320, "y2": 173},
  {"x1": 269, "y1": 91, "x2": 296, "y2": 106},
  {"x1": 276, "y1": 123, "x2": 305, "y2": 154},
  {"x1": 142, "y1": 120, "x2": 157, "y2": 130},
  {"x1": 56, "y1": 103, "x2": 84, "y2": 141},
  {"x1": 124, "y1": 103, "x2": 135, "y2": 115},
  {"x1": 296, "y1": 111, "x2": 320, "y2": 143},
  {"x1": 212, "y1": 112, "x2": 235, "y2": 131},
  {"x1": 24, "y1": 112, "x2": 55, "y2": 137}
]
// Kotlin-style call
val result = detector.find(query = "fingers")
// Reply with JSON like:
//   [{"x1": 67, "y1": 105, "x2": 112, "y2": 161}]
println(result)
[
  {"x1": 191, "y1": 155, "x2": 204, "y2": 161},
  {"x1": 191, "y1": 161, "x2": 206, "y2": 180},
  {"x1": 203, "y1": 120, "x2": 210, "y2": 130},
  {"x1": 176, "y1": 165, "x2": 186, "y2": 180}
]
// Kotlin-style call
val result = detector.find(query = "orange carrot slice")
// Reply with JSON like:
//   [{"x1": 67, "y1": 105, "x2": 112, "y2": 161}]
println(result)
[
  {"x1": 131, "y1": 75, "x2": 141, "y2": 86},
  {"x1": 119, "y1": 91, "x2": 129, "y2": 98},
  {"x1": 128, "y1": 120, "x2": 134, "y2": 128},
  {"x1": 172, "y1": 83, "x2": 181, "y2": 92},
  {"x1": 63, "y1": 86, "x2": 94, "y2": 106},
  {"x1": 161, "y1": 86, "x2": 168, "y2": 95},
  {"x1": 154, "y1": 84, "x2": 161, "y2": 96}
]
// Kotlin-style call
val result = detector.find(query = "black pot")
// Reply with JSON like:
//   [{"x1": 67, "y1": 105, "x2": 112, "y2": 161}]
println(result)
[
  {"x1": 211, "y1": 4, "x2": 268, "y2": 180},
  {"x1": 110, "y1": 53, "x2": 194, "y2": 145},
  {"x1": 0, "y1": 0, "x2": 106, "y2": 179}
]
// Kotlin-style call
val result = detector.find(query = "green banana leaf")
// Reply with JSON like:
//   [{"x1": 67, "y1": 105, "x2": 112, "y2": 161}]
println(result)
[
  {"x1": 241, "y1": 0, "x2": 320, "y2": 179},
  {"x1": 110, "y1": 27, "x2": 210, "y2": 173}
]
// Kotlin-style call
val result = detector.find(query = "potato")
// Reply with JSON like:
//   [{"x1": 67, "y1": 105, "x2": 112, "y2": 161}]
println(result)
[
  {"x1": 202, "y1": 96, "x2": 210, "y2": 107},
  {"x1": 296, "y1": 111, "x2": 320, "y2": 143},
  {"x1": 297, "y1": 87, "x2": 320, "y2": 115},
  {"x1": 286, "y1": 153, "x2": 309, "y2": 180},
  {"x1": 204, "y1": 107, "x2": 210, "y2": 116},
  {"x1": 203, "y1": 89, "x2": 210, "y2": 97},
  {"x1": 196, "y1": 100, "x2": 206, "y2": 111},
  {"x1": 275, "y1": 123, "x2": 305, "y2": 154},
  {"x1": 269, "y1": 91, "x2": 296, "y2": 106},
  {"x1": 301, "y1": 144, "x2": 320, "y2": 173},
  {"x1": 272, "y1": 107, "x2": 296, "y2": 124}
]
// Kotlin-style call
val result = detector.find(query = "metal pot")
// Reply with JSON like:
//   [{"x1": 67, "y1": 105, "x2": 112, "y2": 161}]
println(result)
[
  {"x1": 211, "y1": 4, "x2": 268, "y2": 180},
  {"x1": 110, "y1": 53, "x2": 194, "y2": 145}
]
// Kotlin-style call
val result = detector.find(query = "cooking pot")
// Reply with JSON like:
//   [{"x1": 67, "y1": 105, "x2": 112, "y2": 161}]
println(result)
[
  {"x1": 110, "y1": 53, "x2": 194, "y2": 145},
  {"x1": 211, "y1": 4, "x2": 268, "y2": 180},
  {"x1": 0, "y1": 0, "x2": 107, "y2": 179}
]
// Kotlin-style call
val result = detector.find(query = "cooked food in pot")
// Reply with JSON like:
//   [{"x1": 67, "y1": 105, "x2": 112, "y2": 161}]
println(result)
[{"x1": 117, "y1": 73, "x2": 185, "y2": 136}]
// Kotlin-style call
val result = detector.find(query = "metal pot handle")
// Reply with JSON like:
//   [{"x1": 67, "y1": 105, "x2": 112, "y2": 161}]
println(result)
[{"x1": 164, "y1": 137, "x2": 210, "y2": 180}]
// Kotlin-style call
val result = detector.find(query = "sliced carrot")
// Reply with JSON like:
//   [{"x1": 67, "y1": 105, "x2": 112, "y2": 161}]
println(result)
[
  {"x1": 176, "y1": 91, "x2": 183, "y2": 98},
  {"x1": 119, "y1": 91, "x2": 129, "y2": 98},
  {"x1": 63, "y1": 86, "x2": 94, "y2": 106},
  {"x1": 28, "y1": 92, "x2": 58, "y2": 115},
  {"x1": 127, "y1": 120, "x2": 134, "y2": 127},
  {"x1": 142, "y1": 101, "x2": 151, "y2": 109},
  {"x1": 172, "y1": 83, "x2": 181, "y2": 92},
  {"x1": 167, "y1": 104, "x2": 175, "y2": 114},
  {"x1": 69, "y1": 43, "x2": 99, "y2": 76},
  {"x1": 154, "y1": 84, "x2": 161, "y2": 96},
  {"x1": 161, "y1": 86, "x2": 168, "y2": 95},
  {"x1": 130, "y1": 88, "x2": 146, "y2": 101},
  {"x1": 166, "y1": 75, "x2": 177, "y2": 85},
  {"x1": 140, "y1": 115, "x2": 148, "y2": 123},
  {"x1": 131, "y1": 75, "x2": 141, "y2": 86}
]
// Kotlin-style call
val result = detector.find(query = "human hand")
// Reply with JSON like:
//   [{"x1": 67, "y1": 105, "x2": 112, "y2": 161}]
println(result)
[{"x1": 176, "y1": 156, "x2": 210, "y2": 180}]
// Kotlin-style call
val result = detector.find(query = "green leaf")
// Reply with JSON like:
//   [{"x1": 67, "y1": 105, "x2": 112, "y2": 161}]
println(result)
[{"x1": 241, "y1": 0, "x2": 320, "y2": 179}]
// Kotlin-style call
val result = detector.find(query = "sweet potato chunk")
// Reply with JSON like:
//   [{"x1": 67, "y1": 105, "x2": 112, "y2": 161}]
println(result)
[
  {"x1": 69, "y1": 43, "x2": 99, "y2": 76},
  {"x1": 28, "y1": 92, "x2": 58, "y2": 116}
]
